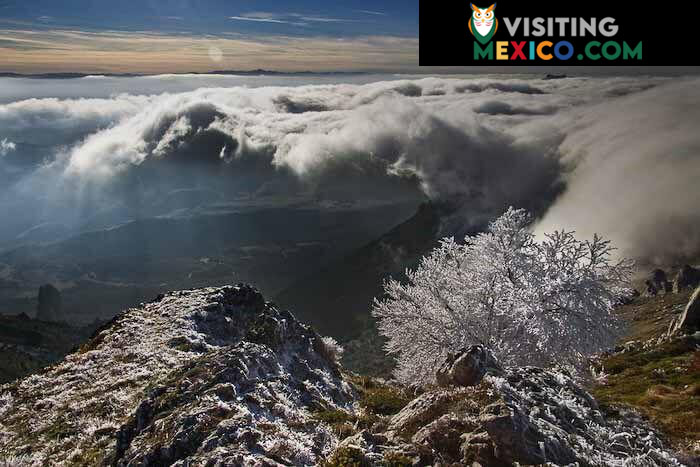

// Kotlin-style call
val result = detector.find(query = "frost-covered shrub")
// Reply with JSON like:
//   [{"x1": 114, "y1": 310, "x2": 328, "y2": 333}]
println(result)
[{"x1": 373, "y1": 207, "x2": 633, "y2": 385}]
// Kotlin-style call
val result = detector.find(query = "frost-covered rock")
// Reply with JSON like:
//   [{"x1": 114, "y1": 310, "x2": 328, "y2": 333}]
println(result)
[
  {"x1": 436, "y1": 345, "x2": 502, "y2": 387},
  {"x1": 389, "y1": 390, "x2": 459, "y2": 437},
  {"x1": 335, "y1": 430, "x2": 388, "y2": 464},
  {"x1": 472, "y1": 368, "x2": 681, "y2": 466},
  {"x1": 332, "y1": 367, "x2": 682, "y2": 466},
  {"x1": 0, "y1": 285, "x2": 354, "y2": 466}
]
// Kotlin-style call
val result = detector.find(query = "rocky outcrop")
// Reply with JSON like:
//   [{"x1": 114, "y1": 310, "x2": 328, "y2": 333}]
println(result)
[
  {"x1": 36, "y1": 283, "x2": 62, "y2": 321},
  {"x1": 436, "y1": 345, "x2": 502, "y2": 387},
  {"x1": 637, "y1": 265, "x2": 700, "y2": 299},
  {"x1": 669, "y1": 286, "x2": 700, "y2": 335},
  {"x1": 644, "y1": 269, "x2": 672, "y2": 297},
  {"x1": 673, "y1": 265, "x2": 700, "y2": 293},
  {"x1": 330, "y1": 367, "x2": 681, "y2": 466},
  {"x1": 471, "y1": 368, "x2": 680, "y2": 465},
  {"x1": 388, "y1": 390, "x2": 462, "y2": 437},
  {"x1": 0, "y1": 285, "x2": 353, "y2": 466}
]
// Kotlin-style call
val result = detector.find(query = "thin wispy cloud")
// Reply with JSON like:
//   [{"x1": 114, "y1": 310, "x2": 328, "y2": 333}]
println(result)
[
  {"x1": 355, "y1": 10, "x2": 387, "y2": 16},
  {"x1": 241, "y1": 12, "x2": 286, "y2": 20},
  {"x1": 229, "y1": 12, "x2": 362, "y2": 27},
  {"x1": 290, "y1": 13, "x2": 361, "y2": 23},
  {"x1": 229, "y1": 14, "x2": 294, "y2": 25}
]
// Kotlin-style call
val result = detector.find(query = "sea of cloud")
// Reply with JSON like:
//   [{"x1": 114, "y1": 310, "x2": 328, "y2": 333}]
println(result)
[{"x1": 0, "y1": 73, "x2": 697, "y2": 265}]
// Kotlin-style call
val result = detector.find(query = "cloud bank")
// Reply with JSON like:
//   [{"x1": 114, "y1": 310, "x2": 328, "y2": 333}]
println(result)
[
  {"x1": 1, "y1": 74, "x2": 698, "y2": 265},
  {"x1": 533, "y1": 79, "x2": 700, "y2": 265}
]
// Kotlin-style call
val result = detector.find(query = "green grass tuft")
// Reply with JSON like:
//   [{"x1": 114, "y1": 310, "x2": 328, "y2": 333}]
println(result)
[
  {"x1": 360, "y1": 386, "x2": 410, "y2": 416},
  {"x1": 322, "y1": 445, "x2": 372, "y2": 467},
  {"x1": 593, "y1": 335, "x2": 700, "y2": 446}
]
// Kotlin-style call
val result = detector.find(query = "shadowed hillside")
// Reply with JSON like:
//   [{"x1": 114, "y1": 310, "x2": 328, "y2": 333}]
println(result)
[
  {"x1": 0, "y1": 313, "x2": 99, "y2": 383},
  {"x1": 276, "y1": 202, "x2": 451, "y2": 339}
]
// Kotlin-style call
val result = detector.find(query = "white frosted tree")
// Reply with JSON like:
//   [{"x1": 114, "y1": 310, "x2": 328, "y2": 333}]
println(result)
[{"x1": 373, "y1": 207, "x2": 633, "y2": 385}]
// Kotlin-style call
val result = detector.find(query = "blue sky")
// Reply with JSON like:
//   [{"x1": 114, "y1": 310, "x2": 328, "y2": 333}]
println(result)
[
  {"x1": 0, "y1": 0, "x2": 420, "y2": 73},
  {"x1": 0, "y1": 0, "x2": 417, "y2": 36}
]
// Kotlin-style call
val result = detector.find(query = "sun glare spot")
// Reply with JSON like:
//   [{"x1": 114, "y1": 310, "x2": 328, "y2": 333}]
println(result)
[{"x1": 208, "y1": 46, "x2": 224, "y2": 63}]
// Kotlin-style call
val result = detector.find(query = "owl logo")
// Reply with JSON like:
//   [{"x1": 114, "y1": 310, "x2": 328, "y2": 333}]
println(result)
[{"x1": 469, "y1": 3, "x2": 498, "y2": 44}]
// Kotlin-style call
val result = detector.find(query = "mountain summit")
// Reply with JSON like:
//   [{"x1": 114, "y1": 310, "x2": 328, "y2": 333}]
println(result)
[{"x1": 0, "y1": 285, "x2": 353, "y2": 465}]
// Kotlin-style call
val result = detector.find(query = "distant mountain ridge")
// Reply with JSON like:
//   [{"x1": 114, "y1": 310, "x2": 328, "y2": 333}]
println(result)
[{"x1": 0, "y1": 70, "x2": 368, "y2": 79}]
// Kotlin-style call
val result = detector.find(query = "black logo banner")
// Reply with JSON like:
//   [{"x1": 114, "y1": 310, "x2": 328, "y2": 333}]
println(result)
[{"x1": 420, "y1": 0, "x2": 698, "y2": 66}]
